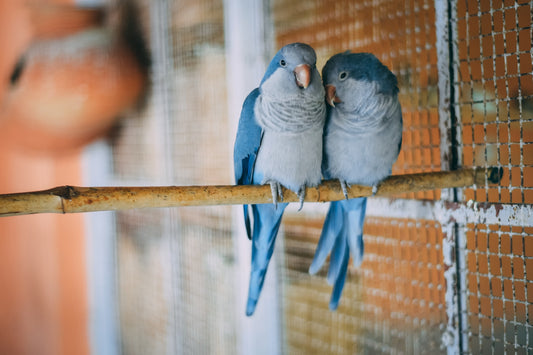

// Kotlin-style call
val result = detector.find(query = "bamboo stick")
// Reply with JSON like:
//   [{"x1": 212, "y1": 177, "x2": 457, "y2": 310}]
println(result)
[{"x1": 0, "y1": 168, "x2": 502, "y2": 217}]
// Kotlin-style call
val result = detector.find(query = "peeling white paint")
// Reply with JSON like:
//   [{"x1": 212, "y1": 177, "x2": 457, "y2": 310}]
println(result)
[
  {"x1": 435, "y1": 200, "x2": 533, "y2": 227},
  {"x1": 364, "y1": 197, "x2": 533, "y2": 227}
]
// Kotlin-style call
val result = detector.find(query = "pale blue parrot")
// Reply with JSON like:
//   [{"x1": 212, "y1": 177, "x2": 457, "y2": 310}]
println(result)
[
  {"x1": 309, "y1": 52, "x2": 403, "y2": 310},
  {"x1": 234, "y1": 43, "x2": 326, "y2": 316}
]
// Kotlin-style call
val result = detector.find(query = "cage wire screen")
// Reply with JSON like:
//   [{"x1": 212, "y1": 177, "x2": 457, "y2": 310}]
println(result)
[
  {"x1": 109, "y1": 0, "x2": 532, "y2": 354},
  {"x1": 452, "y1": 0, "x2": 533, "y2": 353}
]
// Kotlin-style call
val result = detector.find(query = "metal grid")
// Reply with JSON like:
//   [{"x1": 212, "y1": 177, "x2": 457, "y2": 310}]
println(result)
[
  {"x1": 451, "y1": 1, "x2": 533, "y2": 353},
  {"x1": 461, "y1": 223, "x2": 532, "y2": 353},
  {"x1": 454, "y1": 0, "x2": 533, "y2": 204},
  {"x1": 282, "y1": 216, "x2": 446, "y2": 354}
]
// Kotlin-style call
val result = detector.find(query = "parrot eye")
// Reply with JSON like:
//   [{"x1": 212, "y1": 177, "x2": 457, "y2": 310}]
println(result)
[
  {"x1": 339, "y1": 71, "x2": 348, "y2": 81},
  {"x1": 280, "y1": 59, "x2": 287, "y2": 67}
]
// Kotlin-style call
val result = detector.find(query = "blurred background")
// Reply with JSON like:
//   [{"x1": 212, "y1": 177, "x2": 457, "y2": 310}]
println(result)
[{"x1": 0, "y1": 0, "x2": 531, "y2": 354}]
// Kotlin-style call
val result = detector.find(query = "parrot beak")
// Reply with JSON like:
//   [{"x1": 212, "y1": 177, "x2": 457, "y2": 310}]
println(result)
[
  {"x1": 294, "y1": 64, "x2": 311, "y2": 89},
  {"x1": 325, "y1": 84, "x2": 341, "y2": 107}
]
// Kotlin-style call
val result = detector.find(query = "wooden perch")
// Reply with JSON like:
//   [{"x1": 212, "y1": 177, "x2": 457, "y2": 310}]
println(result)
[{"x1": 0, "y1": 168, "x2": 502, "y2": 217}]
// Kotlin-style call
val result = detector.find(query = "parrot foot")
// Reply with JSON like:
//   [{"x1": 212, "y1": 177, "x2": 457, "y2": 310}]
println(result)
[
  {"x1": 296, "y1": 186, "x2": 306, "y2": 211},
  {"x1": 371, "y1": 185, "x2": 378, "y2": 196},
  {"x1": 340, "y1": 180, "x2": 350, "y2": 199},
  {"x1": 267, "y1": 180, "x2": 284, "y2": 208}
]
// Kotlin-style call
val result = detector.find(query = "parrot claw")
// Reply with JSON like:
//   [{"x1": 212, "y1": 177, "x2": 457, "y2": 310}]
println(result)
[
  {"x1": 296, "y1": 186, "x2": 306, "y2": 211},
  {"x1": 340, "y1": 180, "x2": 350, "y2": 199},
  {"x1": 371, "y1": 185, "x2": 378, "y2": 196},
  {"x1": 268, "y1": 180, "x2": 284, "y2": 208}
]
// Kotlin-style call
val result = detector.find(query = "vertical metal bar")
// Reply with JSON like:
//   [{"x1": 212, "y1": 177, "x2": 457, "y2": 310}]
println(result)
[
  {"x1": 456, "y1": 223, "x2": 470, "y2": 354},
  {"x1": 489, "y1": 2, "x2": 503, "y2": 204},
  {"x1": 514, "y1": 2, "x2": 526, "y2": 204},
  {"x1": 224, "y1": 1, "x2": 281, "y2": 354},
  {"x1": 436, "y1": 0, "x2": 461, "y2": 196},
  {"x1": 440, "y1": 222, "x2": 460, "y2": 353},
  {"x1": 435, "y1": 0, "x2": 467, "y2": 353}
]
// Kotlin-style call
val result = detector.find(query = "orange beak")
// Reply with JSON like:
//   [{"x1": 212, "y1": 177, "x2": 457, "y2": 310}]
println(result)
[
  {"x1": 325, "y1": 84, "x2": 341, "y2": 107},
  {"x1": 294, "y1": 64, "x2": 311, "y2": 89}
]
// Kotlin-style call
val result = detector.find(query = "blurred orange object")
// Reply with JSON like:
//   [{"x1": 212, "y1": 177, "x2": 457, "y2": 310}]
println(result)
[
  {"x1": 29, "y1": 4, "x2": 104, "y2": 40},
  {"x1": 0, "y1": 2, "x2": 147, "y2": 153},
  {"x1": 0, "y1": 30, "x2": 146, "y2": 152},
  {"x1": 0, "y1": 1, "x2": 32, "y2": 107}
]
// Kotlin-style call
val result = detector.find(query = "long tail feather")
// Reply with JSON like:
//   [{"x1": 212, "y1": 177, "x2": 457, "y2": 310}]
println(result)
[
  {"x1": 345, "y1": 197, "x2": 366, "y2": 267},
  {"x1": 326, "y1": 228, "x2": 348, "y2": 285},
  {"x1": 329, "y1": 238, "x2": 350, "y2": 310},
  {"x1": 243, "y1": 204, "x2": 252, "y2": 240},
  {"x1": 309, "y1": 201, "x2": 343, "y2": 275},
  {"x1": 312, "y1": 197, "x2": 367, "y2": 309},
  {"x1": 246, "y1": 203, "x2": 287, "y2": 316}
]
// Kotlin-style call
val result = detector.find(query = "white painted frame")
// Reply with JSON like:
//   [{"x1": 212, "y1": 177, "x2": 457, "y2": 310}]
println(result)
[{"x1": 224, "y1": 1, "x2": 282, "y2": 354}]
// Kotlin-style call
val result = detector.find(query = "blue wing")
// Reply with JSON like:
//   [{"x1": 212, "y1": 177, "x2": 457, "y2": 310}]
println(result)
[
  {"x1": 234, "y1": 87, "x2": 288, "y2": 316},
  {"x1": 234, "y1": 88, "x2": 262, "y2": 239},
  {"x1": 309, "y1": 197, "x2": 366, "y2": 310}
]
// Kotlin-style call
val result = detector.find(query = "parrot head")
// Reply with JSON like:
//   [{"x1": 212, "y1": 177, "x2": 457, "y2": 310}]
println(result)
[
  {"x1": 322, "y1": 51, "x2": 398, "y2": 110},
  {"x1": 260, "y1": 43, "x2": 323, "y2": 100}
]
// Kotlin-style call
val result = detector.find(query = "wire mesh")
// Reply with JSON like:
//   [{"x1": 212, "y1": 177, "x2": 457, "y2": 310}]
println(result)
[
  {"x1": 460, "y1": 223, "x2": 533, "y2": 354},
  {"x1": 451, "y1": 1, "x2": 533, "y2": 353},
  {"x1": 282, "y1": 215, "x2": 447, "y2": 354},
  {"x1": 454, "y1": 0, "x2": 533, "y2": 204}
]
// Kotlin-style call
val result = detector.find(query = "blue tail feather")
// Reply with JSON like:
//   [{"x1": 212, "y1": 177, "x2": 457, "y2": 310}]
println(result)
[
  {"x1": 311, "y1": 197, "x2": 367, "y2": 309},
  {"x1": 329, "y1": 238, "x2": 350, "y2": 310},
  {"x1": 243, "y1": 205, "x2": 252, "y2": 239},
  {"x1": 246, "y1": 202, "x2": 287, "y2": 316},
  {"x1": 345, "y1": 198, "x2": 366, "y2": 267},
  {"x1": 309, "y1": 201, "x2": 343, "y2": 275},
  {"x1": 326, "y1": 228, "x2": 348, "y2": 285}
]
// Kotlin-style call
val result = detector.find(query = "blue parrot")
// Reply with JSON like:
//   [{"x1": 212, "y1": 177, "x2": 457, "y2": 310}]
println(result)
[
  {"x1": 234, "y1": 43, "x2": 326, "y2": 316},
  {"x1": 309, "y1": 52, "x2": 403, "y2": 310}
]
